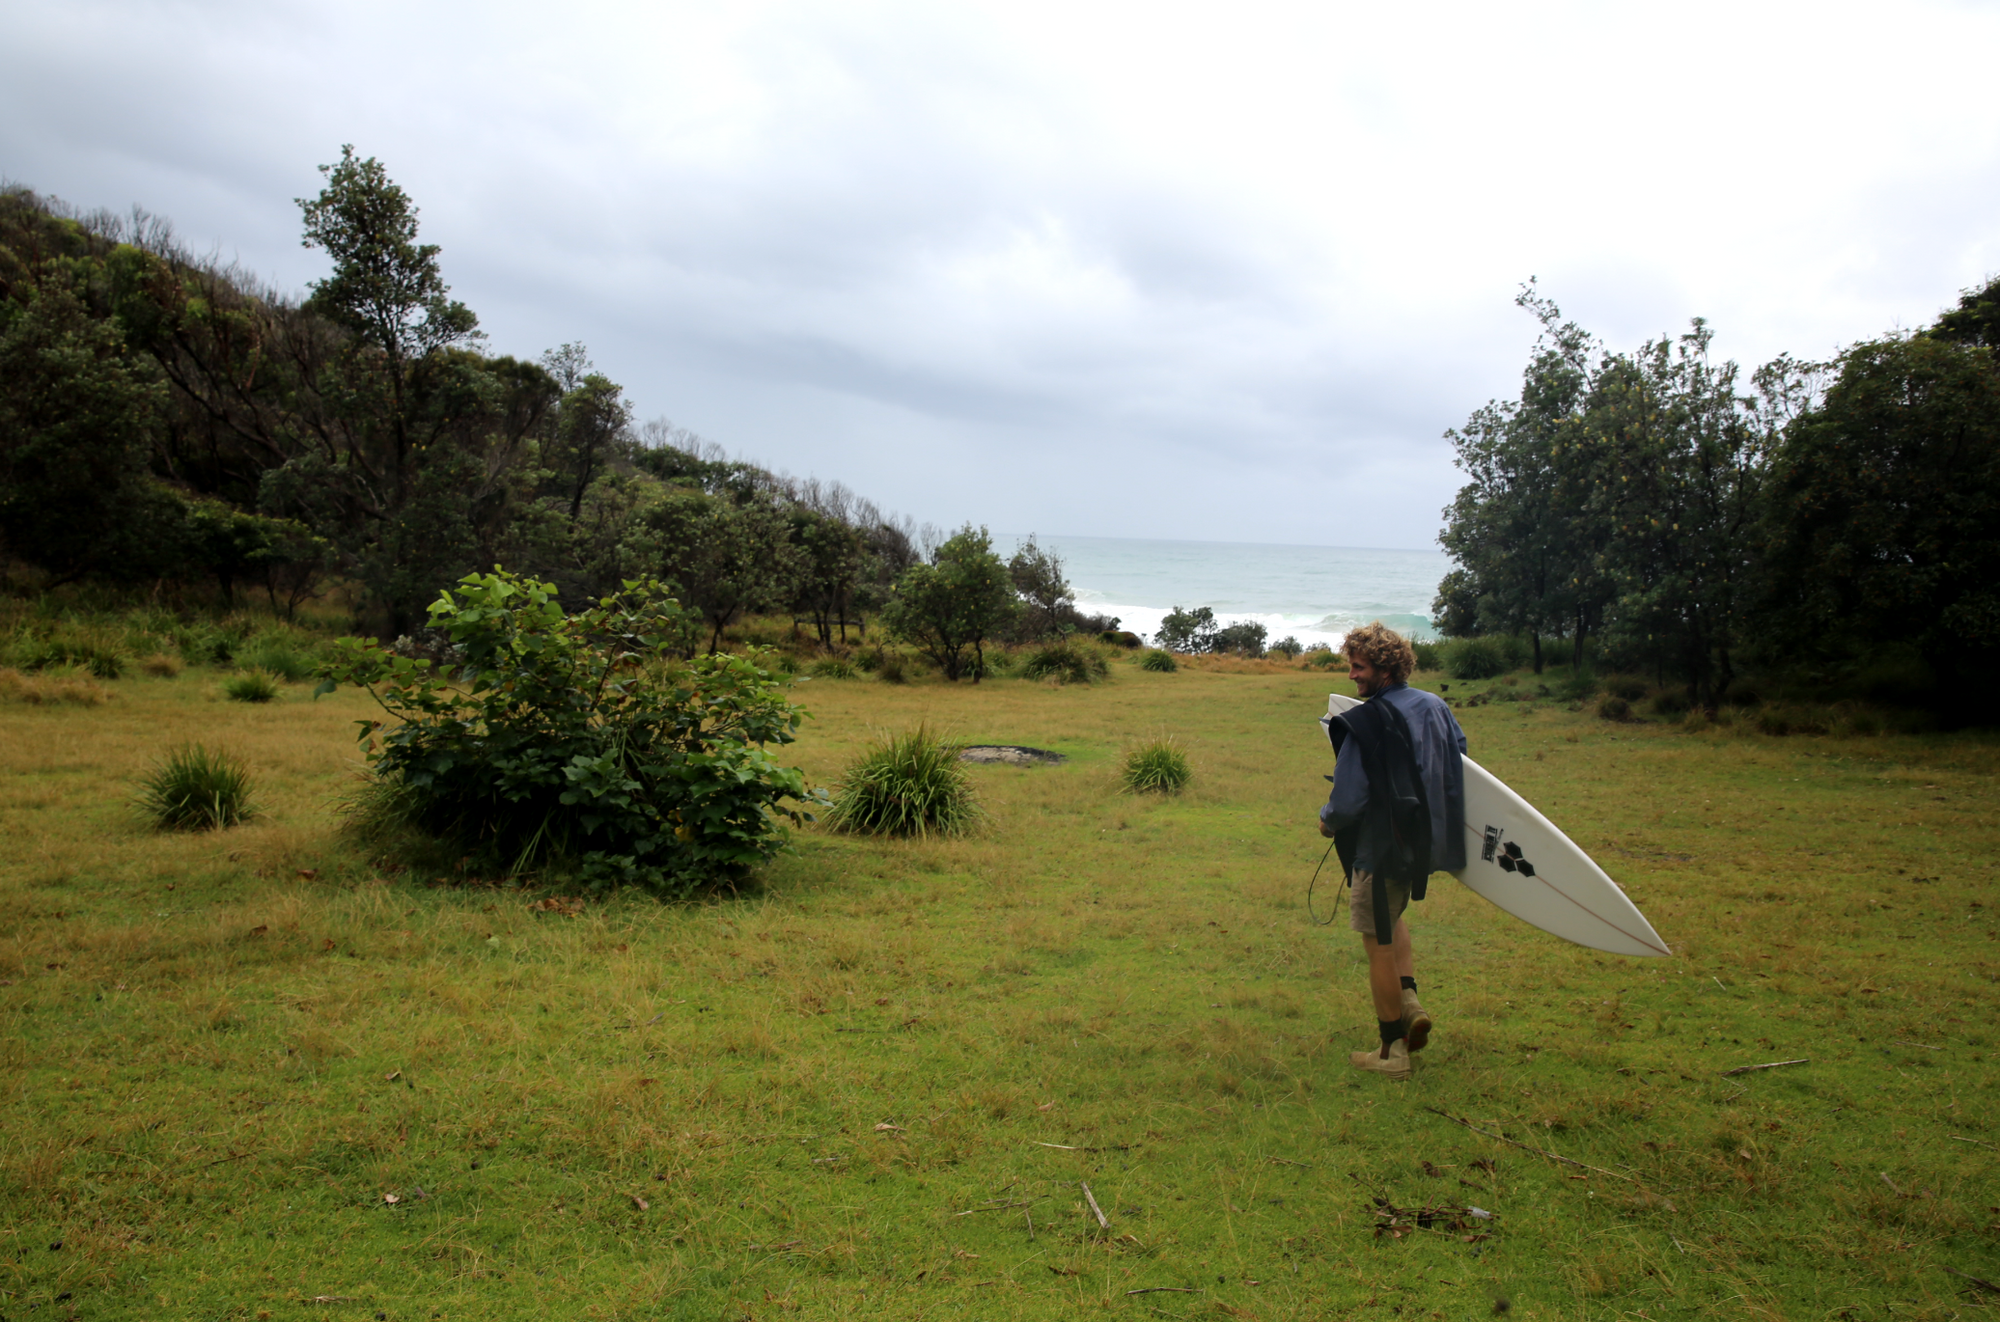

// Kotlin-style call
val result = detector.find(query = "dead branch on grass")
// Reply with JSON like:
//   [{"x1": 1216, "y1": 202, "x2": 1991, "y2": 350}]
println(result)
[
  {"x1": 1720, "y1": 1058, "x2": 1809, "y2": 1077},
  {"x1": 1081, "y1": 1182, "x2": 1109, "y2": 1229}
]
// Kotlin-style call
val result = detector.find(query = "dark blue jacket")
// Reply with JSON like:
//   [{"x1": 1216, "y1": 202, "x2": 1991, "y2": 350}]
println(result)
[{"x1": 1320, "y1": 683, "x2": 1468, "y2": 876}]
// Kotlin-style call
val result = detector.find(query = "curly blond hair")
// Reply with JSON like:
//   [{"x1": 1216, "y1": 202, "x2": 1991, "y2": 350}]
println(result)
[{"x1": 1341, "y1": 621, "x2": 1415, "y2": 686}]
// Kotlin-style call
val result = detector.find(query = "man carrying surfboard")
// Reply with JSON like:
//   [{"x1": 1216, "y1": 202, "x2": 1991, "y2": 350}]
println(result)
[{"x1": 1318, "y1": 623, "x2": 1467, "y2": 1080}]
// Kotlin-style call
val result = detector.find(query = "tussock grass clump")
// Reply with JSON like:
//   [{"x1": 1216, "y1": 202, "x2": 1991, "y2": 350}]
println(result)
[
  {"x1": 14, "y1": 639, "x2": 123, "y2": 678},
  {"x1": 1443, "y1": 636, "x2": 1509, "y2": 680},
  {"x1": 1596, "y1": 694, "x2": 1633, "y2": 722},
  {"x1": 1021, "y1": 640, "x2": 1109, "y2": 684},
  {"x1": 1139, "y1": 648, "x2": 1178, "y2": 673},
  {"x1": 1122, "y1": 736, "x2": 1191, "y2": 794},
  {"x1": 137, "y1": 654, "x2": 182, "y2": 678},
  {"x1": 137, "y1": 743, "x2": 255, "y2": 830},
  {"x1": 239, "y1": 637, "x2": 315, "y2": 682},
  {"x1": 825, "y1": 726, "x2": 981, "y2": 837},
  {"x1": 874, "y1": 652, "x2": 909, "y2": 684},
  {"x1": 0, "y1": 666, "x2": 109, "y2": 706},
  {"x1": 811, "y1": 658, "x2": 858, "y2": 679},
  {"x1": 223, "y1": 671, "x2": 279, "y2": 703}
]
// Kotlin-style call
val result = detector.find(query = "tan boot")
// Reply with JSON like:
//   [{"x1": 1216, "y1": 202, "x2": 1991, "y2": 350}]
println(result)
[
  {"x1": 1349, "y1": 1037, "x2": 1411, "y2": 1080},
  {"x1": 1402, "y1": 989, "x2": 1432, "y2": 1053}
]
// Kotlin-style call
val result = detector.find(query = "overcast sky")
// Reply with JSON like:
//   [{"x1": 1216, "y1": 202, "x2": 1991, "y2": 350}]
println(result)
[{"x1": 6, "y1": 0, "x2": 1999, "y2": 549}]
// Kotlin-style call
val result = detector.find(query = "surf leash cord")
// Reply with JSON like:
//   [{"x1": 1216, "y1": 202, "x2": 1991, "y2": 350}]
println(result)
[{"x1": 1306, "y1": 837, "x2": 1345, "y2": 927}]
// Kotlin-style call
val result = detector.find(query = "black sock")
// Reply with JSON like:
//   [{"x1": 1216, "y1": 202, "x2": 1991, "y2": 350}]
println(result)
[
  {"x1": 1400, "y1": 976, "x2": 1418, "y2": 993},
  {"x1": 1378, "y1": 1018, "x2": 1406, "y2": 1048}
]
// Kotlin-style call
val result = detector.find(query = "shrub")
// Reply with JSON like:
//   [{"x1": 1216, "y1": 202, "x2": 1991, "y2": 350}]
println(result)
[
  {"x1": 1212, "y1": 621, "x2": 1268, "y2": 657},
  {"x1": 1139, "y1": 648, "x2": 1179, "y2": 673},
  {"x1": 1268, "y1": 636, "x2": 1303, "y2": 660},
  {"x1": 1596, "y1": 695, "x2": 1633, "y2": 722},
  {"x1": 1155, "y1": 605, "x2": 1219, "y2": 653},
  {"x1": 1302, "y1": 646, "x2": 1341, "y2": 669},
  {"x1": 876, "y1": 652, "x2": 909, "y2": 684},
  {"x1": 224, "y1": 671, "x2": 279, "y2": 703},
  {"x1": 138, "y1": 744, "x2": 254, "y2": 830},
  {"x1": 811, "y1": 658, "x2": 858, "y2": 679},
  {"x1": 1603, "y1": 675, "x2": 1648, "y2": 701},
  {"x1": 240, "y1": 638, "x2": 314, "y2": 682},
  {"x1": 1444, "y1": 636, "x2": 1510, "y2": 680},
  {"x1": 1757, "y1": 705, "x2": 1829, "y2": 737},
  {"x1": 1649, "y1": 689, "x2": 1691, "y2": 718},
  {"x1": 0, "y1": 666, "x2": 109, "y2": 706},
  {"x1": 1411, "y1": 640, "x2": 1442, "y2": 672},
  {"x1": 138, "y1": 654, "x2": 182, "y2": 678},
  {"x1": 17, "y1": 639, "x2": 123, "y2": 679},
  {"x1": 1022, "y1": 640, "x2": 1109, "y2": 684},
  {"x1": 1099, "y1": 630, "x2": 1142, "y2": 649},
  {"x1": 1553, "y1": 669, "x2": 1598, "y2": 702},
  {"x1": 978, "y1": 648, "x2": 1016, "y2": 676},
  {"x1": 319, "y1": 570, "x2": 821, "y2": 893},
  {"x1": 824, "y1": 726, "x2": 981, "y2": 837},
  {"x1": 853, "y1": 648, "x2": 883, "y2": 673},
  {"x1": 1122, "y1": 737, "x2": 1191, "y2": 794}
]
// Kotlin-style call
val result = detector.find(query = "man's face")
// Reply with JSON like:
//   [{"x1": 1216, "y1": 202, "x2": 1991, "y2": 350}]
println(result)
[{"x1": 1347, "y1": 653, "x2": 1386, "y2": 696}]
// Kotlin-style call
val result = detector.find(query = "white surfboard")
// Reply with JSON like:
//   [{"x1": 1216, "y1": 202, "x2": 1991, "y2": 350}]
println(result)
[{"x1": 1326, "y1": 693, "x2": 1670, "y2": 958}]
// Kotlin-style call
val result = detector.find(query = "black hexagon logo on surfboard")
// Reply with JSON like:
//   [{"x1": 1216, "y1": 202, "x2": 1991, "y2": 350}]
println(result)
[{"x1": 1481, "y1": 826, "x2": 1536, "y2": 877}]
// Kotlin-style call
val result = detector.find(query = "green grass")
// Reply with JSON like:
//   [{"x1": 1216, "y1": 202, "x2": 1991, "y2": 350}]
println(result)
[
  {"x1": 824, "y1": 725, "x2": 983, "y2": 837},
  {"x1": 134, "y1": 742, "x2": 257, "y2": 831},
  {"x1": 1121, "y1": 736, "x2": 1192, "y2": 794},
  {"x1": 222, "y1": 670, "x2": 279, "y2": 703},
  {"x1": 1140, "y1": 648, "x2": 1179, "y2": 673},
  {"x1": 1, "y1": 658, "x2": 1997, "y2": 1318}
]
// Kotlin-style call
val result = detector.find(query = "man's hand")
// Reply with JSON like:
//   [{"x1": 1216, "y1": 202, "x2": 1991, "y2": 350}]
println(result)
[{"x1": 1318, "y1": 817, "x2": 1337, "y2": 839}]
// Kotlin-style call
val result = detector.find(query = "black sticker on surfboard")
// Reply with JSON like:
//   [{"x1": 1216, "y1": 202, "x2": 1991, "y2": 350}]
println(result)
[
  {"x1": 1498, "y1": 854, "x2": 1516, "y2": 872},
  {"x1": 1481, "y1": 826, "x2": 1501, "y2": 862}
]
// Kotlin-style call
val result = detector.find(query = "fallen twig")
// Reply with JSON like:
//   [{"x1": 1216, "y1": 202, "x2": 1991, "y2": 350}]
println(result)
[
  {"x1": 1126, "y1": 1287, "x2": 1199, "y2": 1295},
  {"x1": 1720, "y1": 1058, "x2": 1808, "y2": 1077},
  {"x1": 1036, "y1": 1141, "x2": 1134, "y2": 1152},
  {"x1": 1423, "y1": 1108, "x2": 1643, "y2": 1187},
  {"x1": 1880, "y1": 1172, "x2": 1907, "y2": 1198},
  {"x1": 1081, "y1": 1182, "x2": 1109, "y2": 1229},
  {"x1": 1950, "y1": 1134, "x2": 1998, "y2": 1150},
  {"x1": 1944, "y1": 1265, "x2": 2000, "y2": 1295},
  {"x1": 1892, "y1": 1040, "x2": 1941, "y2": 1051}
]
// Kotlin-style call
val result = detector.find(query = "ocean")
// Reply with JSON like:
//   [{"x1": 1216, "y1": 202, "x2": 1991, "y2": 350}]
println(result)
[{"x1": 1008, "y1": 534, "x2": 1451, "y2": 650}]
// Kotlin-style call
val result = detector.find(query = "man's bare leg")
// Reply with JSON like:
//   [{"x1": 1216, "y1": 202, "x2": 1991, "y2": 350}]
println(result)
[{"x1": 1362, "y1": 918, "x2": 1427, "y2": 1054}]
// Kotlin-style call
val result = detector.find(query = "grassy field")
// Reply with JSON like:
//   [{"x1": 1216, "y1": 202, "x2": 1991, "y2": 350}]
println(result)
[{"x1": 2, "y1": 651, "x2": 1997, "y2": 1320}]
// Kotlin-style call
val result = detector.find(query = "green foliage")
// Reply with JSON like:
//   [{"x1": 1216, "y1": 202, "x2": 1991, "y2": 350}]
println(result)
[
  {"x1": 1007, "y1": 536, "x2": 1073, "y2": 642},
  {"x1": 1649, "y1": 689, "x2": 1690, "y2": 718},
  {"x1": 1139, "y1": 648, "x2": 1178, "y2": 673},
  {"x1": 13, "y1": 638, "x2": 123, "y2": 678},
  {"x1": 317, "y1": 569, "x2": 821, "y2": 893},
  {"x1": 223, "y1": 670, "x2": 278, "y2": 703},
  {"x1": 238, "y1": 635, "x2": 316, "y2": 682},
  {"x1": 1301, "y1": 646, "x2": 1340, "y2": 669},
  {"x1": 1153, "y1": 605, "x2": 1217, "y2": 653},
  {"x1": 874, "y1": 651, "x2": 908, "y2": 684},
  {"x1": 810, "y1": 657, "x2": 858, "y2": 679},
  {"x1": 1121, "y1": 737, "x2": 1191, "y2": 795},
  {"x1": 1021, "y1": 639, "x2": 1109, "y2": 684},
  {"x1": 137, "y1": 743, "x2": 254, "y2": 830},
  {"x1": 1410, "y1": 639, "x2": 1441, "y2": 672},
  {"x1": 1759, "y1": 333, "x2": 2000, "y2": 707},
  {"x1": 824, "y1": 725, "x2": 981, "y2": 838},
  {"x1": 881, "y1": 525, "x2": 1017, "y2": 682},
  {"x1": 1268, "y1": 635, "x2": 1302, "y2": 660},
  {"x1": 1603, "y1": 675, "x2": 1648, "y2": 701},
  {"x1": 1595, "y1": 695, "x2": 1632, "y2": 722},
  {"x1": 1443, "y1": 636, "x2": 1510, "y2": 680},
  {"x1": 1211, "y1": 620, "x2": 1267, "y2": 656}
]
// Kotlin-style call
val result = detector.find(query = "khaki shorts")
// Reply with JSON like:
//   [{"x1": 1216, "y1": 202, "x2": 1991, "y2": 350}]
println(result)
[{"x1": 1348, "y1": 869, "x2": 1410, "y2": 938}]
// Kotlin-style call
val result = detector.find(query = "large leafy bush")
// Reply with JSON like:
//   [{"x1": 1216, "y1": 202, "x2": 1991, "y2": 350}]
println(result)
[{"x1": 318, "y1": 570, "x2": 822, "y2": 893}]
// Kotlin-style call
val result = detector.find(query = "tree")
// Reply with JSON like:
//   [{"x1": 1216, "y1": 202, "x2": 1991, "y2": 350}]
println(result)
[
  {"x1": 1007, "y1": 536, "x2": 1074, "y2": 640},
  {"x1": 646, "y1": 490, "x2": 802, "y2": 654},
  {"x1": 0, "y1": 277, "x2": 168, "y2": 581},
  {"x1": 539, "y1": 345, "x2": 632, "y2": 521},
  {"x1": 790, "y1": 509, "x2": 869, "y2": 647},
  {"x1": 1437, "y1": 283, "x2": 1606, "y2": 672},
  {"x1": 881, "y1": 525, "x2": 1017, "y2": 681},
  {"x1": 1154, "y1": 605, "x2": 1219, "y2": 653},
  {"x1": 1758, "y1": 333, "x2": 2000, "y2": 706},
  {"x1": 298, "y1": 145, "x2": 480, "y2": 495}
]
